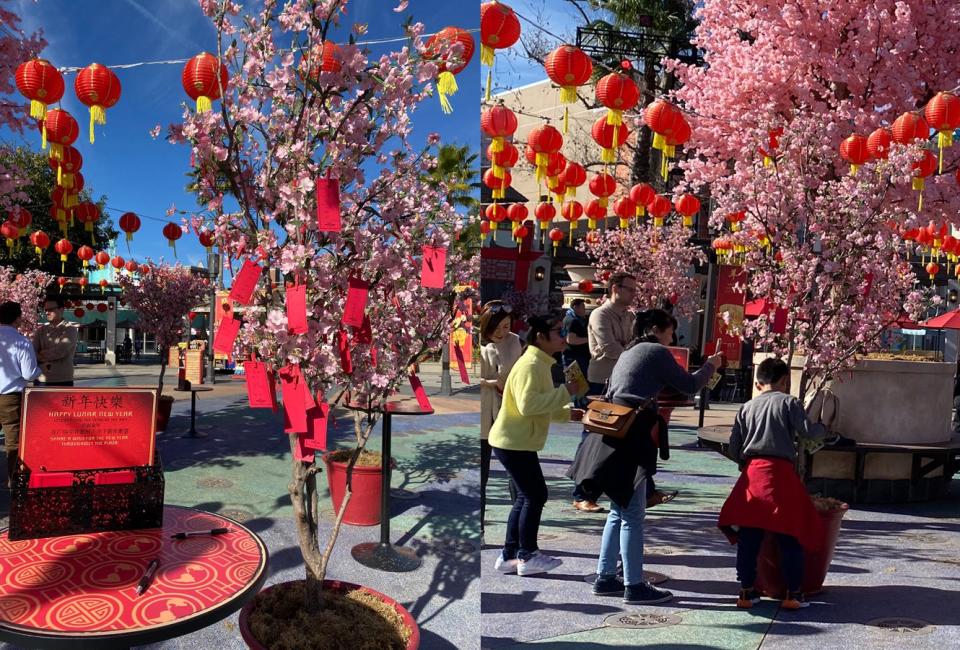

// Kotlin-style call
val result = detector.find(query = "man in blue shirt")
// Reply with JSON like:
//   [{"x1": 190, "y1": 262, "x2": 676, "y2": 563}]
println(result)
[{"x1": 0, "y1": 301, "x2": 41, "y2": 488}]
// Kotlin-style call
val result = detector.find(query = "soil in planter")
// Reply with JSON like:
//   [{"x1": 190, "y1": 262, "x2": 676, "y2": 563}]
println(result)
[
  {"x1": 327, "y1": 448, "x2": 383, "y2": 467},
  {"x1": 811, "y1": 495, "x2": 847, "y2": 512},
  {"x1": 249, "y1": 580, "x2": 410, "y2": 650}
]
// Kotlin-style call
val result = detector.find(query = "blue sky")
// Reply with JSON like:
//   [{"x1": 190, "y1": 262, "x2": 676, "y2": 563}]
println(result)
[{"x1": 6, "y1": 0, "x2": 478, "y2": 274}]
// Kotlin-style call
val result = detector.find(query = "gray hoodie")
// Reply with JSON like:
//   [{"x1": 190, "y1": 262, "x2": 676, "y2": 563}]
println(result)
[{"x1": 729, "y1": 390, "x2": 825, "y2": 464}]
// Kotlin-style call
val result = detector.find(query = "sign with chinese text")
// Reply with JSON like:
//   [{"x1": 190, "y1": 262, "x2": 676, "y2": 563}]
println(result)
[
  {"x1": 19, "y1": 387, "x2": 158, "y2": 472},
  {"x1": 708, "y1": 265, "x2": 746, "y2": 369}
]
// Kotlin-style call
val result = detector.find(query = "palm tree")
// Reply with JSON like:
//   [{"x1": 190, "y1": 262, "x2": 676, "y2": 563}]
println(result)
[{"x1": 427, "y1": 144, "x2": 480, "y2": 260}]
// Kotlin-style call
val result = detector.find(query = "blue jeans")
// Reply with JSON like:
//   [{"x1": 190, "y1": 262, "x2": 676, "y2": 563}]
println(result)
[
  {"x1": 597, "y1": 478, "x2": 646, "y2": 586},
  {"x1": 493, "y1": 448, "x2": 548, "y2": 561}
]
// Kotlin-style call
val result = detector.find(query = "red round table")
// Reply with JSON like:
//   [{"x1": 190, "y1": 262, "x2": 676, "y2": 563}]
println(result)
[{"x1": 0, "y1": 504, "x2": 268, "y2": 649}]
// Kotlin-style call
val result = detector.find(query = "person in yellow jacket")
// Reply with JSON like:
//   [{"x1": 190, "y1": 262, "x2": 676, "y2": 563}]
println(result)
[{"x1": 490, "y1": 312, "x2": 579, "y2": 576}]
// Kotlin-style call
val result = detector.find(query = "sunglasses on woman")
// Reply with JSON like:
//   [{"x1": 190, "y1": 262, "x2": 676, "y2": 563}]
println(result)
[{"x1": 486, "y1": 303, "x2": 513, "y2": 314}]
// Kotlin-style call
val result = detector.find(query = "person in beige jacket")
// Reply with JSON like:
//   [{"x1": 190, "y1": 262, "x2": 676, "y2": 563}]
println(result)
[{"x1": 32, "y1": 296, "x2": 78, "y2": 386}]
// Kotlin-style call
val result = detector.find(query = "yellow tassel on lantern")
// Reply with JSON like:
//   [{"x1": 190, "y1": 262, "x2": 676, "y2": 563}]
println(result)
[
  {"x1": 30, "y1": 99, "x2": 45, "y2": 120},
  {"x1": 535, "y1": 165, "x2": 547, "y2": 184},
  {"x1": 62, "y1": 173, "x2": 74, "y2": 190},
  {"x1": 480, "y1": 44, "x2": 494, "y2": 67},
  {"x1": 850, "y1": 164, "x2": 860, "y2": 175},
  {"x1": 57, "y1": 163, "x2": 62, "y2": 185},
  {"x1": 41, "y1": 122, "x2": 48, "y2": 150},
  {"x1": 619, "y1": 218, "x2": 628, "y2": 229},
  {"x1": 654, "y1": 217, "x2": 665, "y2": 227},
  {"x1": 60, "y1": 254, "x2": 66, "y2": 274},
  {"x1": 552, "y1": 239, "x2": 560, "y2": 254},
  {"x1": 437, "y1": 71, "x2": 458, "y2": 114},
  {"x1": 88, "y1": 104, "x2": 106, "y2": 144},
  {"x1": 565, "y1": 187, "x2": 576, "y2": 200},
  {"x1": 683, "y1": 216, "x2": 693, "y2": 228},
  {"x1": 568, "y1": 221, "x2": 576, "y2": 246},
  {"x1": 763, "y1": 155, "x2": 772, "y2": 167},
  {"x1": 913, "y1": 177, "x2": 925, "y2": 211},
  {"x1": 562, "y1": 106, "x2": 569, "y2": 134},
  {"x1": 601, "y1": 147, "x2": 615, "y2": 164},
  {"x1": 490, "y1": 136, "x2": 504, "y2": 153},
  {"x1": 35, "y1": 246, "x2": 42, "y2": 261},
  {"x1": 485, "y1": 69, "x2": 492, "y2": 101},
  {"x1": 196, "y1": 95, "x2": 212, "y2": 113},
  {"x1": 492, "y1": 163, "x2": 504, "y2": 179},
  {"x1": 652, "y1": 132, "x2": 666, "y2": 151},
  {"x1": 588, "y1": 219, "x2": 597, "y2": 230}
]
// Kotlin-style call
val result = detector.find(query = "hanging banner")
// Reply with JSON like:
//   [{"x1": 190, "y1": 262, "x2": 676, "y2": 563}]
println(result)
[
  {"x1": 448, "y1": 297, "x2": 473, "y2": 380},
  {"x1": 707, "y1": 265, "x2": 747, "y2": 368}
]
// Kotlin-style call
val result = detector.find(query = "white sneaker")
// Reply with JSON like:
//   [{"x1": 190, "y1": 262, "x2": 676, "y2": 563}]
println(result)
[
  {"x1": 493, "y1": 553, "x2": 520, "y2": 574},
  {"x1": 517, "y1": 552, "x2": 562, "y2": 576}
]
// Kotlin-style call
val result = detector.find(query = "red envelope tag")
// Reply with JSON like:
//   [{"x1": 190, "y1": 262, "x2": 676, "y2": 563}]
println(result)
[
  {"x1": 293, "y1": 433, "x2": 315, "y2": 463},
  {"x1": 304, "y1": 400, "x2": 330, "y2": 450},
  {"x1": 337, "y1": 328, "x2": 353, "y2": 374},
  {"x1": 862, "y1": 272, "x2": 874, "y2": 297},
  {"x1": 213, "y1": 316, "x2": 241, "y2": 355},
  {"x1": 409, "y1": 373, "x2": 433, "y2": 411},
  {"x1": 342, "y1": 277, "x2": 369, "y2": 328},
  {"x1": 421, "y1": 245, "x2": 447, "y2": 289},
  {"x1": 454, "y1": 343, "x2": 470, "y2": 384},
  {"x1": 94, "y1": 470, "x2": 136, "y2": 485},
  {"x1": 316, "y1": 177, "x2": 342, "y2": 232},
  {"x1": 29, "y1": 471, "x2": 73, "y2": 488},
  {"x1": 244, "y1": 360, "x2": 278, "y2": 410},
  {"x1": 770, "y1": 307, "x2": 789, "y2": 335},
  {"x1": 279, "y1": 365, "x2": 309, "y2": 433},
  {"x1": 228, "y1": 259, "x2": 263, "y2": 305},
  {"x1": 287, "y1": 284, "x2": 308, "y2": 334}
]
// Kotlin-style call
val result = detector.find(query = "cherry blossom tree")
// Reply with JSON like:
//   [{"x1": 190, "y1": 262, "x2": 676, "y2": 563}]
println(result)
[
  {"x1": 581, "y1": 220, "x2": 706, "y2": 317},
  {"x1": 170, "y1": 0, "x2": 475, "y2": 611},
  {"x1": 665, "y1": 0, "x2": 958, "y2": 397},
  {"x1": 117, "y1": 263, "x2": 209, "y2": 394},
  {"x1": 0, "y1": 265, "x2": 53, "y2": 335}
]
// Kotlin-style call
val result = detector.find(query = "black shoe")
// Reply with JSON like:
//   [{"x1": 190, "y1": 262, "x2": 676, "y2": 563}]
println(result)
[
  {"x1": 623, "y1": 582, "x2": 673, "y2": 605},
  {"x1": 592, "y1": 574, "x2": 624, "y2": 596}
]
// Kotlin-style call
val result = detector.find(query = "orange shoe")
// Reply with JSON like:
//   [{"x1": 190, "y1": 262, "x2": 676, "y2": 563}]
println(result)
[
  {"x1": 781, "y1": 591, "x2": 810, "y2": 610},
  {"x1": 737, "y1": 588, "x2": 761, "y2": 609},
  {"x1": 572, "y1": 500, "x2": 604, "y2": 512}
]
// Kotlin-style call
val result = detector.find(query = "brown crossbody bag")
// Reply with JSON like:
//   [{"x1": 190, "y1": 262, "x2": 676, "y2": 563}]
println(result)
[{"x1": 582, "y1": 398, "x2": 653, "y2": 439}]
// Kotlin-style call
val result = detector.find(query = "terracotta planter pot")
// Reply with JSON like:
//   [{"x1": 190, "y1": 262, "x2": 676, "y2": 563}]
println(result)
[
  {"x1": 155, "y1": 395, "x2": 174, "y2": 432},
  {"x1": 238, "y1": 579, "x2": 419, "y2": 650},
  {"x1": 755, "y1": 502, "x2": 849, "y2": 597},
  {"x1": 322, "y1": 452, "x2": 384, "y2": 526}
]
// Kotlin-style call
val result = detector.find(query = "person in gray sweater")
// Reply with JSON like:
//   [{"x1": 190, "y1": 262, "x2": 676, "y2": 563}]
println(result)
[{"x1": 718, "y1": 358, "x2": 826, "y2": 611}]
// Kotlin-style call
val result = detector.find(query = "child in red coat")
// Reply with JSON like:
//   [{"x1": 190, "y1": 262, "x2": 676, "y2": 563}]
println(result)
[{"x1": 718, "y1": 358, "x2": 825, "y2": 610}]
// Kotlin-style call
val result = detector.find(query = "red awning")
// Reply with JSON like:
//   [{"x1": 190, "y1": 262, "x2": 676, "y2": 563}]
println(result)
[
  {"x1": 744, "y1": 299, "x2": 767, "y2": 317},
  {"x1": 921, "y1": 308, "x2": 960, "y2": 330}
]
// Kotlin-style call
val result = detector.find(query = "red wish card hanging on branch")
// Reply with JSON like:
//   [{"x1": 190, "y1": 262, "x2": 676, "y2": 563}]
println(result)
[
  {"x1": 336, "y1": 327, "x2": 353, "y2": 374},
  {"x1": 409, "y1": 373, "x2": 433, "y2": 411},
  {"x1": 244, "y1": 360, "x2": 278, "y2": 410},
  {"x1": 293, "y1": 433, "x2": 315, "y2": 463},
  {"x1": 213, "y1": 315, "x2": 241, "y2": 355},
  {"x1": 279, "y1": 364, "x2": 309, "y2": 433},
  {"x1": 453, "y1": 343, "x2": 470, "y2": 384},
  {"x1": 286, "y1": 284, "x2": 308, "y2": 334},
  {"x1": 421, "y1": 245, "x2": 447, "y2": 289},
  {"x1": 316, "y1": 176, "x2": 341, "y2": 232},
  {"x1": 229, "y1": 259, "x2": 263, "y2": 305},
  {"x1": 304, "y1": 399, "x2": 330, "y2": 451},
  {"x1": 342, "y1": 277, "x2": 369, "y2": 328}
]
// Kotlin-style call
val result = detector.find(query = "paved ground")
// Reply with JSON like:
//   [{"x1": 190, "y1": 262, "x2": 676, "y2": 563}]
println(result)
[
  {"x1": 481, "y1": 404, "x2": 960, "y2": 649},
  {"x1": 0, "y1": 360, "x2": 480, "y2": 649}
]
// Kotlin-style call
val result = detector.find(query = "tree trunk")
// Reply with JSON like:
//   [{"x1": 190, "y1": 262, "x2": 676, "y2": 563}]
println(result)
[
  {"x1": 288, "y1": 434, "x2": 325, "y2": 612},
  {"x1": 157, "y1": 346, "x2": 167, "y2": 394}
]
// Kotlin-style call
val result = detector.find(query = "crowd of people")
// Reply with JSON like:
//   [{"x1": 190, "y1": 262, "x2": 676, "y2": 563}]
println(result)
[{"x1": 480, "y1": 273, "x2": 827, "y2": 609}]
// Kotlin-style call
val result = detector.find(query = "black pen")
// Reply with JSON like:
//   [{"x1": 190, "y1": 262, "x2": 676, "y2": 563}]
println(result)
[
  {"x1": 136, "y1": 558, "x2": 160, "y2": 596},
  {"x1": 169, "y1": 527, "x2": 230, "y2": 540}
]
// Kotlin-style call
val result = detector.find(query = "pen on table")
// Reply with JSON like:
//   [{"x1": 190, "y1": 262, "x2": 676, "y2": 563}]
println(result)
[
  {"x1": 170, "y1": 527, "x2": 230, "y2": 539},
  {"x1": 136, "y1": 558, "x2": 160, "y2": 596}
]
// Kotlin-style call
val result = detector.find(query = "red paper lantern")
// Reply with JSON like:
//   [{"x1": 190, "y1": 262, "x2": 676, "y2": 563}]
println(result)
[
  {"x1": 726, "y1": 211, "x2": 747, "y2": 232},
  {"x1": 480, "y1": 0, "x2": 521, "y2": 99},
  {"x1": 57, "y1": 276, "x2": 68, "y2": 292},
  {"x1": 74, "y1": 202, "x2": 100, "y2": 243},
  {"x1": 0, "y1": 221, "x2": 18, "y2": 250},
  {"x1": 182, "y1": 52, "x2": 229, "y2": 113},
  {"x1": 585, "y1": 198, "x2": 606, "y2": 230},
  {"x1": 74, "y1": 63, "x2": 121, "y2": 143},
  {"x1": 925, "y1": 91, "x2": 960, "y2": 172},
  {"x1": 78, "y1": 277, "x2": 88, "y2": 288},
  {"x1": 139, "y1": 263, "x2": 150, "y2": 275},
  {"x1": 7, "y1": 206, "x2": 31, "y2": 237},
  {"x1": 648, "y1": 195, "x2": 672, "y2": 227},
  {"x1": 485, "y1": 203, "x2": 507, "y2": 228},
  {"x1": 547, "y1": 226, "x2": 564, "y2": 252},
  {"x1": 588, "y1": 172, "x2": 617, "y2": 209},
  {"x1": 613, "y1": 196, "x2": 637, "y2": 229},
  {"x1": 15, "y1": 59, "x2": 64, "y2": 120},
  {"x1": 596, "y1": 64, "x2": 640, "y2": 124},
  {"x1": 528, "y1": 124, "x2": 563, "y2": 181},
  {"x1": 559, "y1": 162, "x2": 586, "y2": 200},
  {"x1": 487, "y1": 141, "x2": 519, "y2": 179},
  {"x1": 578, "y1": 280, "x2": 594, "y2": 293},
  {"x1": 30, "y1": 230, "x2": 49, "y2": 262},
  {"x1": 757, "y1": 127, "x2": 784, "y2": 166},
  {"x1": 891, "y1": 112, "x2": 929, "y2": 145},
  {"x1": 483, "y1": 169, "x2": 511, "y2": 201},
  {"x1": 198, "y1": 229, "x2": 215, "y2": 251},
  {"x1": 911, "y1": 150, "x2": 938, "y2": 205},
  {"x1": 306, "y1": 41, "x2": 342, "y2": 79},
  {"x1": 867, "y1": 127, "x2": 892, "y2": 160},
  {"x1": 110, "y1": 255, "x2": 125, "y2": 271},
  {"x1": 479, "y1": 220, "x2": 491, "y2": 235},
  {"x1": 545, "y1": 44, "x2": 592, "y2": 132},
  {"x1": 660, "y1": 116, "x2": 691, "y2": 179},
  {"x1": 73, "y1": 308, "x2": 85, "y2": 318},
  {"x1": 629, "y1": 183, "x2": 655, "y2": 218},
  {"x1": 118, "y1": 211, "x2": 141, "y2": 251},
  {"x1": 124, "y1": 259, "x2": 138, "y2": 273},
  {"x1": 507, "y1": 203, "x2": 528, "y2": 224},
  {"x1": 76, "y1": 245, "x2": 95, "y2": 272},
  {"x1": 591, "y1": 115, "x2": 631, "y2": 164},
  {"x1": 425, "y1": 27, "x2": 475, "y2": 113},
  {"x1": 561, "y1": 200, "x2": 583, "y2": 245},
  {"x1": 43, "y1": 108, "x2": 79, "y2": 158},
  {"x1": 49, "y1": 145, "x2": 82, "y2": 188},
  {"x1": 98, "y1": 278, "x2": 108, "y2": 294},
  {"x1": 481, "y1": 103, "x2": 518, "y2": 157},
  {"x1": 926, "y1": 262, "x2": 940, "y2": 280},
  {"x1": 54, "y1": 238, "x2": 72, "y2": 273},
  {"x1": 95, "y1": 250, "x2": 110, "y2": 269},
  {"x1": 839, "y1": 134, "x2": 871, "y2": 174},
  {"x1": 544, "y1": 152, "x2": 567, "y2": 190},
  {"x1": 643, "y1": 99, "x2": 683, "y2": 151},
  {"x1": 514, "y1": 223, "x2": 529, "y2": 240},
  {"x1": 535, "y1": 201, "x2": 556, "y2": 226},
  {"x1": 674, "y1": 194, "x2": 701, "y2": 228},
  {"x1": 97, "y1": 303, "x2": 107, "y2": 313},
  {"x1": 163, "y1": 222, "x2": 183, "y2": 256}
]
